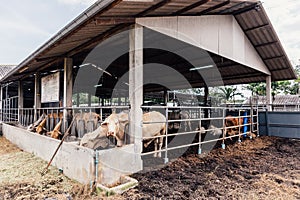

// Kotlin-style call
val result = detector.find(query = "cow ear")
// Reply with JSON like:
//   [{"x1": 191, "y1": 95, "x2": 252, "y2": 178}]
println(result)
[{"x1": 101, "y1": 122, "x2": 108, "y2": 127}]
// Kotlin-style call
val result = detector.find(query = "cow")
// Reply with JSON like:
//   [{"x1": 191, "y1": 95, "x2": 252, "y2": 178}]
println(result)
[
  {"x1": 225, "y1": 115, "x2": 245, "y2": 136},
  {"x1": 48, "y1": 112, "x2": 63, "y2": 120},
  {"x1": 72, "y1": 112, "x2": 101, "y2": 138},
  {"x1": 79, "y1": 125, "x2": 109, "y2": 149},
  {"x1": 225, "y1": 115, "x2": 253, "y2": 138},
  {"x1": 36, "y1": 117, "x2": 48, "y2": 135},
  {"x1": 27, "y1": 114, "x2": 46, "y2": 132},
  {"x1": 168, "y1": 110, "x2": 192, "y2": 132},
  {"x1": 47, "y1": 118, "x2": 62, "y2": 139},
  {"x1": 197, "y1": 125, "x2": 222, "y2": 136},
  {"x1": 101, "y1": 111, "x2": 166, "y2": 157}
]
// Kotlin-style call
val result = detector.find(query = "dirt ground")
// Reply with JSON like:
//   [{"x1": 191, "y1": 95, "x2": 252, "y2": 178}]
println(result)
[
  {"x1": 0, "y1": 136, "x2": 299, "y2": 200},
  {"x1": 0, "y1": 137, "x2": 103, "y2": 200}
]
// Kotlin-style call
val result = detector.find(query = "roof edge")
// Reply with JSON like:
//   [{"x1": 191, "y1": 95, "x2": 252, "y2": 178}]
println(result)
[{"x1": 1, "y1": 0, "x2": 116, "y2": 83}]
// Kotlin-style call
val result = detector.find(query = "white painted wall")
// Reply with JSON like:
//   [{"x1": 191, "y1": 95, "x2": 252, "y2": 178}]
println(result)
[{"x1": 137, "y1": 16, "x2": 270, "y2": 75}]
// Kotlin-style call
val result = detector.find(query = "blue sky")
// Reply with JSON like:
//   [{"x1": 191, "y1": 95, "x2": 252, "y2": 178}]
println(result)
[{"x1": 0, "y1": 0, "x2": 299, "y2": 66}]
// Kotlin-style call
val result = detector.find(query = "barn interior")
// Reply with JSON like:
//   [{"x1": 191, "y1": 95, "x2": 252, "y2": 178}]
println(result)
[{"x1": 0, "y1": 0, "x2": 296, "y2": 128}]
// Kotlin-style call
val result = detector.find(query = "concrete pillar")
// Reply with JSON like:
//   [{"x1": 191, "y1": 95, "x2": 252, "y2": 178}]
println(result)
[
  {"x1": 63, "y1": 58, "x2": 73, "y2": 132},
  {"x1": 34, "y1": 73, "x2": 41, "y2": 121},
  {"x1": 18, "y1": 81, "x2": 24, "y2": 123},
  {"x1": 266, "y1": 76, "x2": 272, "y2": 111},
  {"x1": 129, "y1": 24, "x2": 143, "y2": 154}
]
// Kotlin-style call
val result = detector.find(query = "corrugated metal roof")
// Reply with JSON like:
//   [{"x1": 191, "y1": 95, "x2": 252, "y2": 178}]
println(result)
[
  {"x1": 0, "y1": 65, "x2": 16, "y2": 80},
  {"x1": 1, "y1": 0, "x2": 297, "y2": 87},
  {"x1": 244, "y1": 95, "x2": 300, "y2": 105}
]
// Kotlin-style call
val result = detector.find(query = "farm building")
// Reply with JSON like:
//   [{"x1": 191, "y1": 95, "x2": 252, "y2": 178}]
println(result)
[
  {"x1": 244, "y1": 95, "x2": 300, "y2": 111},
  {"x1": 0, "y1": 0, "x2": 297, "y2": 187}
]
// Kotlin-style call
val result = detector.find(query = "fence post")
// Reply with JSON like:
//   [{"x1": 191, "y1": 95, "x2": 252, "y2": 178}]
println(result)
[
  {"x1": 238, "y1": 109, "x2": 241, "y2": 143},
  {"x1": 198, "y1": 107, "x2": 202, "y2": 155},
  {"x1": 222, "y1": 108, "x2": 226, "y2": 149},
  {"x1": 265, "y1": 110, "x2": 270, "y2": 136},
  {"x1": 164, "y1": 106, "x2": 169, "y2": 164}
]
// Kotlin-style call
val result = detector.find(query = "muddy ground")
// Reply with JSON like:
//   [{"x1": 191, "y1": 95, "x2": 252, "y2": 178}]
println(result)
[{"x1": 0, "y1": 136, "x2": 299, "y2": 199}]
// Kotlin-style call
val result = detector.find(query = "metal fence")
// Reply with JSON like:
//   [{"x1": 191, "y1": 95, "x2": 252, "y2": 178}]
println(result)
[
  {"x1": 18, "y1": 106, "x2": 129, "y2": 137},
  {"x1": 2, "y1": 103, "x2": 258, "y2": 162},
  {"x1": 1, "y1": 96, "x2": 19, "y2": 123},
  {"x1": 140, "y1": 105, "x2": 259, "y2": 163},
  {"x1": 259, "y1": 111, "x2": 300, "y2": 139}
]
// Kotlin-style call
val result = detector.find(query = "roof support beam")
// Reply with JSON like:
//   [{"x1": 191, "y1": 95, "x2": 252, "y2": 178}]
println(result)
[
  {"x1": 136, "y1": 0, "x2": 171, "y2": 17},
  {"x1": 270, "y1": 68, "x2": 291, "y2": 73},
  {"x1": 35, "y1": 55, "x2": 63, "y2": 62},
  {"x1": 219, "y1": 2, "x2": 246, "y2": 14},
  {"x1": 172, "y1": 0, "x2": 210, "y2": 15},
  {"x1": 233, "y1": 3, "x2": 260, "y2": 15},
  {"x1": 95, "y1": 17, "x2": 135, "y2": 25},
  {"x1": 244, "y1": 23, "x2": 269, "y2": 32},
  {"x1": 67, "y1": 23, "x2": 131, "y2": 57},
  {"x1": 263, "y1": 55, "x2": 284, "y2": 61},
  {"x1": 255, "y1": 41, "x2": 278, "y2": 48},
  {"x1": 197, "y1": 0, "x2": 230, "y2": 15}
]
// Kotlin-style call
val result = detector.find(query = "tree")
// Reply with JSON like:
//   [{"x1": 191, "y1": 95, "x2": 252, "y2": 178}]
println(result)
[
  {"x1": 245, "y1": 80, "x2": 299, "y2": 96},
  {"x1": 218, "y1": 86, "x2": 244, "y2": 103}
]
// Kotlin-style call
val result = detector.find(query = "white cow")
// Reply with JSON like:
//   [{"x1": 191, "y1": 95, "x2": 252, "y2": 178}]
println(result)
[
  {"x1": 101, "y1": 111, "x2": 166, "y2": 157},
  {"x1": 79, "y1": 125, "x2": 109, "y2": 149}
]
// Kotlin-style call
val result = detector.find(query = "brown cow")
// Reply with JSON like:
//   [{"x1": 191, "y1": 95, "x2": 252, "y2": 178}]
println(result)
[
  {"x1": 47, "y1": 118, "x2": 62, "y2": 139},
  {"x1": 27, "y1": 114, "x2": 46, "y2": 132},
  {"x1": 102, "y1": 111, "x2": 166, "y2": 157},
  {"x1": 225, "y1": 115, "x2": 252, "y2": 136},
  {"x1": 36, "y1": 117, "x2": 48, "y2": 135}
]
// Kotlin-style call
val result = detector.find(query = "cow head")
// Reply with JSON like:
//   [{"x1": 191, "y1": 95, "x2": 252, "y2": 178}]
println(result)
[
  {"x1": 101, "y1": 113, "x2": 120, "y2": 137},
  {"x1": 101, "y1": 112, "x2": 129, "y2": 147}
]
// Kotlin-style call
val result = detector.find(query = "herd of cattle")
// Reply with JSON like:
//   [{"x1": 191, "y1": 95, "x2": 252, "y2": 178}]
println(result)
[{"x1": 27, "y1": 109, "x2": 255, "y2": 157}]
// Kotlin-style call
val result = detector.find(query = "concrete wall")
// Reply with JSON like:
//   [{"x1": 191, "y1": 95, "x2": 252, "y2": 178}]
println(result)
[
  {"x1": 259, "y1": 111, "x2": 300, "y2": 138},
  {"x1": 2, "y1": 123, "x2": 96, "y2": 184},
  {"x1": 97, "y1": 144, "x2": 142, "y2": 186},
  {"x1": 2, "y1": 123, "x2": 142, "y2": 186}
]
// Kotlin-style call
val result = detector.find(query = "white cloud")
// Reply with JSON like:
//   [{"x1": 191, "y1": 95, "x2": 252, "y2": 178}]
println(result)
[
  {"x1": 263, "y1": 0, "x2": 300, "y2": 64},
  {"x1": 57, "y1": 0, "x2": 98, "y2": 6}
]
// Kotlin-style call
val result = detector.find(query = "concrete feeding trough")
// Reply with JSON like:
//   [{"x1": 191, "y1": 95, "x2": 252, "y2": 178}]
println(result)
[
  {"x1": 97, "y1": 176, "x2": 138, "y2": 195},
  {"x1": 2, "y1": 123, "x2": 142, "y2": 186}
]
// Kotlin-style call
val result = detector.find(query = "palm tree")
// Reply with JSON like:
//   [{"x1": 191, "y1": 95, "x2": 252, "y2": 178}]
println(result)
[{"x1": 218, "y1": 86, "x2": 243, "y2": 104}]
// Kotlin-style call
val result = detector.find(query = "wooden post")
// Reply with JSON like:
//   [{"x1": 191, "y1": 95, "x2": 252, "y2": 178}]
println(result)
[
  {"x1": 129, "y1": 24, "x2": 143, "y2": 153},
  {"x1": 164, "y1": 89, "x2": 168, "y2": 105},
  {"x1": 88, "y1": 93, "x2": 92, "y2": 107},
  {"x1": 18, "y1": 81, "x2": 24, "y2": 123},
  {"x1": 34, "y1": 73, "x2": 41, "y2": 121},
  {"x1": 204, "y1": 86, "x2": 209, "y2": 118},
  {"x1": 266, "y1": 76, "x2": 272, "y2": 111},
  {"x1": 63, "y1": 58, "x2": 73, "y2": 132},
  {"x1": 76, "y1": 93, "x2": 80, "y2": 107}
]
